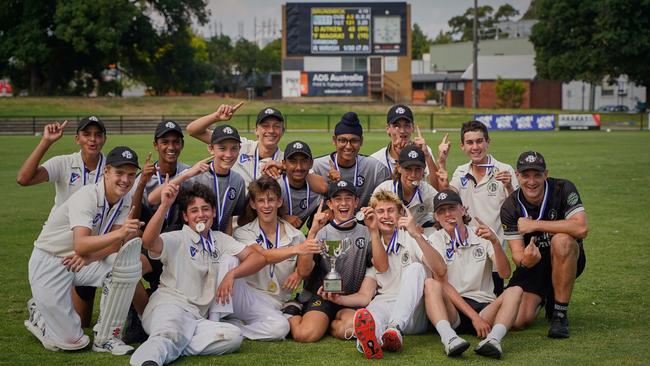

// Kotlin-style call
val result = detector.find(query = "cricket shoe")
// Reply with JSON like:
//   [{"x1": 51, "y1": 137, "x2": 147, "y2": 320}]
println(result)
[
  {"x1": 548, "y1": 311, "x2": 570, "y2": 339},
  {"x1": 353, "y1": 308, "x2": 383, "y2": 359},
  {"x1": 444, "y1": 336, "x2": 470, "y2": 357},
  {"x1": 92, "y1": 337, "x2": 134, "y2": 355},
  {"x1": 381, "y1": 325, "x2": 403, "y2": 352},
  {"x1": 281, "y1": 299, "x2": 303, "y2": 317},
  {"x1": 25, "y1": 300, "x2": 89, "y2": 352},
  {"x1": 474, "y1": 337, "x2": 502, "y2": 359}
]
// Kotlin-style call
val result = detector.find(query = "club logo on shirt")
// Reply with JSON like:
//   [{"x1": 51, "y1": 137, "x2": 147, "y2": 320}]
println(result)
[
  {"x1": 300, "y1": 198, "x2": 308, "y2": 209},
  {"x1": 472, "y1": 247, "x2": 486, "y2": 260},
  {"x1": 567, "y1": 192, "x2": 579, "y2": 206},
  {"x1": 417, "y1": 205, "x2": 425, "y2": 213},
  {"x1": 549, "y1": 209, "x2": 557, "y2": 220},
  {"x1": 356, "y1": 175, "x2": 365, "y2": 187},
  {"x1": 92, "y1": 212, "x2": 102, "y2": 225},
  {"x1": 228, "y1": 187, "x2": 237, "y2": 200},
  {"x1": 211, "y1": 248, "x2": 221, "y2": 262},
  {"x1": 488, "y1": 182, "x2": 498, "y2": 194},
  {"x1": 401, "y1": 251, "x2": 410, "y2": 266},
  {"x1": 70, "y1": 172, "x2": 80, "y2": 184},
  {"x1": 355, "y1": 237, "x2": 365, "y2": 249},
  {"x1": 255, "y1": 235, "x2": 264, "y2": 245},
  {"x1": 239, "y1": 154, "x2": 250, "y2": 164},
  {"x1": 460, "y1": 176, "x2": 469, "y2": 188},
  {"x1": 189, "y1": 246, "x2": 197, "y2": 258}
]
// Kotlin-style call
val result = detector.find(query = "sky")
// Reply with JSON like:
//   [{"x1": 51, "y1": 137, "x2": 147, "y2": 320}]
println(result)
[{"x1": 198, "y1": 0, "x2": 532, "y2": 40}]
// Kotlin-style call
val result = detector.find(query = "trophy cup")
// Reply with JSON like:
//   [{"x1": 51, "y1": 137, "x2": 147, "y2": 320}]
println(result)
[{"x1": 322, "y1": 237, "x2": 352, "y2": 293}]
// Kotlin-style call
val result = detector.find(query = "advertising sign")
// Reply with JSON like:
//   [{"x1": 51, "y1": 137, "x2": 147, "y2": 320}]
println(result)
[
  {"x1": 557, "y1": 114, "x2": 601, "y2": 130},
  {"x1": 473, "y1": 114, "x2": 556, "y2": 131},
  {"x1": 301, "y1": 72, "x2": 367, "y2": 96}
]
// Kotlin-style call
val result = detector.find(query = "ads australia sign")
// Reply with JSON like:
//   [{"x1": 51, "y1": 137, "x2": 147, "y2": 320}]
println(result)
[{"x1": 282, "y1": 71, "x2": 368, "y2": 97}]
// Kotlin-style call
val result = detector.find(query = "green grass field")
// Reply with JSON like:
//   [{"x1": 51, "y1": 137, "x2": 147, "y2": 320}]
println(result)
[{"x1": 1, "y1": 129, "x2": 649, "y2": 365}]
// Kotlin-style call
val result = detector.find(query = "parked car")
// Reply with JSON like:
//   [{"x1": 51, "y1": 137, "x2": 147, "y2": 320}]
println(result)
[{"x1": 596, "y1": 105, "x2": 630, "y2": 113}]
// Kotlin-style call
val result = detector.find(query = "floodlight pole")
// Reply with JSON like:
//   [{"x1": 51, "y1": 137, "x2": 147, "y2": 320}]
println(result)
[{"x1": 472, "y1": 0, "x2": 479, "y2": 109}]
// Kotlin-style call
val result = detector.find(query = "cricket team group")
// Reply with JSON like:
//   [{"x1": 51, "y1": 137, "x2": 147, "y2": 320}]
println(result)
[{"x1": 18, "y1": 103, "x2": 588, "y2": 365}]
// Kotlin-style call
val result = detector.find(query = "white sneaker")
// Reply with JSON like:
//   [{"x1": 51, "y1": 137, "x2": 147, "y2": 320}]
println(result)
[
  {"x1": 474, "y1": 337, "x2": 503, "y2": 359},
  {"x1": 25, "y1": 299, "x2": 89, "y2": 351},
  {"x1": 92, "y1": 337, "x2": 134, "y2": 355},
  {"x1": 444, "y1": 336, "x2": 470, "y2": 357}
]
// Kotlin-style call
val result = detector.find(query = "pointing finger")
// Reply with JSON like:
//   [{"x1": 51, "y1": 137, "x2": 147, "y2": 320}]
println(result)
[
  {"x1": 127, "y1": 205, "x2": 135, "y2": 220},
  {"x1": 442, "y1": 133, "x2": 449, "y2": 144},
  {"x1": 317, "y1": 199, "x2": 324, "y2": 213},
  {"x1": 329, "y1": 160, "x2": 335, "y2": 170},
  {"x1": 145, "y1": 152, "x2": 152, "y2": 164},
  {"x1": 60, "y1": 120, "x2": 69, "y2": 129},
  {"x1": 165, "y1": 173, "x2": 170, "y2": 183},
  {"x1": 200, "y1": 155, "x2": 213, "y2": 164},
  {"x1": 232, "y1": 101, "x2": 244, "y2": 111},
  {"x1": 416, "y1": 124, "x2": 422, "y2": 138},
  {"x1": 474, "y1": 216, "x2": 486, "y2": 226}
]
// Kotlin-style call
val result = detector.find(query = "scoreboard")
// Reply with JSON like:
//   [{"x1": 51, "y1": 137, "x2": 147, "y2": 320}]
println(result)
[{"x1": 286, "y1": 2, "x2": 407, "y2": 56}]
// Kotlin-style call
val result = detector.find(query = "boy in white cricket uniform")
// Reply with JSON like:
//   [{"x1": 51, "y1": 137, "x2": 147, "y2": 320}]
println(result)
[
  {"x1": 373, "y1": 145, "x2": 437, "y2": 231},
  {"x1": 130, "y1": 182, "x2": 267, "y2": 366},
  {"x1": 220, "y1": 176, "x2": 322, "y2": 340},
  {"x1": 17, "y1": 116, "x2": 108, "y2": 325},
  {"x1": 429, "y1": 189, "x2": 523, "y2": 358},
  {"x1": 449, "y1": 120, "x2": 517, "y2": 295},
  {"x1": 25, "y1": 146, "x2": 143, "y2": 355},
  {"x1": 186, "y1": 104, "x2": 285, "y2": 191},
  {"x1": 311, "y1": 112, "x2": 391, "y2": 208}
]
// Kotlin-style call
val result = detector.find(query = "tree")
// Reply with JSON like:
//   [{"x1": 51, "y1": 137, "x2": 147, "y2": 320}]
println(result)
[
  {"x1": 446, "y1": 4, "x2": 521, "y2": 41},
  {"x1": 432, "y1": 30, "x2": 453, "y2": 45},
  {"x1": 531, "y1": 0, "x2": 650, "y2": 102},
  {"x1": 207, "y1": 34, "x2": 235, "y2": 93},
  {"x1": 411, "y1": 23, "x2": 431, "y2": 59},
  {"x1": 495, "y1": 78, "x2": 526, "y2": 108}
]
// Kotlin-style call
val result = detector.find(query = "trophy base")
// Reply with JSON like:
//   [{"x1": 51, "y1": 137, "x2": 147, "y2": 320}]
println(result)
[{"x1": 323, "y1": 279, "x2": 343, "y2": 294}]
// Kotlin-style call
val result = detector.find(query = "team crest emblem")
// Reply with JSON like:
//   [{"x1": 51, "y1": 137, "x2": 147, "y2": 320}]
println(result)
[
  {"x1": 418, "y1": 205, "x2": 425, "y2": 213},
  {"x1": 228, "y1": 187, "x2": 236, "y2": 200},
  {"x1": 211, "y1": 248, "x2": 220, "y2": 261},
  {"x1": 92, "y1": 212, "x2": 102, "y2": 225},
  {"x1": 472, "y1": 247, "x2": 485, "y2": 260},
  {"x1": 300, "y1": 198, "x2": 308, "y2": 209},
  {"x1": 293, "y1": 142, "x2": 303, "y2": 149},
  {"x1": 395, "y1": 107, "x2": 405, "y2": 114},
  {"x1": 401, "y1": 251, "x2": 410, "y2": 266},
  {"x1": 460, "y1": 176, "x2": 468, "y2": 188},
  {"x1": 488, "y1": 182, "x2": 498, "y2": 194},
  {"x1": 223, "y1": 126, "x2": 233, "y2": 134},
  {"x1": 356, "y1": 175, "x2": 365, "y2": 187},
  {"x1": 264, "y1": 108, "x2": 275, "y2": 115},
  {"x1": 70, "y1": 172, "x2": 80, "y2": 184},
  {"x1": 355, "y1": 237, "x2": 365, "y2": 249},
  {"x1": 121, "y1": 150, "x2": 133, "y2": 159},
  {"x1": 525, "y1": 155, "x2": 536, "y2": 163},
  {"x1": 408, "y1": 150, "x2": 418, "y2": 159},
  {"x1": 567, "y1": 192, "x2": 579, "y2": 206},
  {"x1": 165, "y1": 121, "x2": 176, "y2": 128},
  {"x1": 89, "y1": 116, "x2": 99, "y2": 122},
  {"x1": 438, "y1": 192, "x2": 448, "y2": 200},
  {"x1": 255, "y1": 235, "x2": 264, "y2": 245},
  {"x1": 239, "y1": 154, "x2": 250, "y2": 164},
  {"x1": 445, "y1": 247, "x2": 455, "y2": 260},
  {"x1": 189, "y1": 246, "x2": 197, "y2": 257},
  {"x1": 337, "y1": 181, "x2": 348, "y2": 187},
  {"x1": 549, "y1": 209, "x2": 557, "y2": 220}
]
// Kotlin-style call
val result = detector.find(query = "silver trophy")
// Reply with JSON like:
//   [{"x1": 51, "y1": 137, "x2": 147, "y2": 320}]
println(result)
[{"x1": 322, "y1": 237, "x2": 352, "y2": 293}]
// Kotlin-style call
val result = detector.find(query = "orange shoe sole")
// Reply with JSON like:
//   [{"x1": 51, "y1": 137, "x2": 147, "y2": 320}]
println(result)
[{"x1": 354, "y1": 308, "x2": 383, "y2": 359}]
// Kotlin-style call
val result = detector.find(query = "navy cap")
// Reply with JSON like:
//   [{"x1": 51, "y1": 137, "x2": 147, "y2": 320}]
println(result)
[
  {"x1": 434, "y1": 189, "x2": 463, "y2": 212},
  {"x1": 398, "y1": 145, "x2": 426, "y2": 168},
  {"x1": 211, "y1": 124, "x2": 241, "y2": 144},
  {"x1": 387, "y1": 104, "x2": 414, "y2": 125},
  {"x1": 256, "y1": 107, "x2": 284, "y2": 125},
  {"x1": 106, "y1": 146, "x2": 140, "y2": 169},
  {"x1": 516, "y1": 151, "x2": 547, "y2": 172},
  {"x1": 328, "y1": 179, "x2": 357, "y2": 198},
  {"x1": 154, "y1": 120, "x2": 184, "y2": 139},
  {"x1": 77, "y1": 116, "x2": 106, "y2": 134},
  {"x1": 284, "y1": 140, "x2": 312, "y2": 160}
]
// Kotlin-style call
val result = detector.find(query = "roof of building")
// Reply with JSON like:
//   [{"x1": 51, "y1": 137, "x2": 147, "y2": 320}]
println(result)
[
  {"x1": 429, "y1": 38, "x2": 534, "y2": 72},
  {"x1": 412, "y1": 72, "x2": 464, "y2": 83},
  {"x1": 461, "y1": 55, "x2": 536, "y2": 80}
]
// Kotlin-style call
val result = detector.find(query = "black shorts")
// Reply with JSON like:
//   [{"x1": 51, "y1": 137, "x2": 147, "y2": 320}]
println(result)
[
  {"x1": 74, "y1": 286, "x2": 96, "y2": 301},
  {"x1": 454, "y1": 297, "x2": 490, "y2": 335},
  {"x1": 302, "y1": 294, "x2": 343, "y2": 321},
  {"x1": 507, "y1": 241, "x2": 586, "y2": 299},
  {"x1": 142, "y1": 248, "x2": 163, "y2": 293}
]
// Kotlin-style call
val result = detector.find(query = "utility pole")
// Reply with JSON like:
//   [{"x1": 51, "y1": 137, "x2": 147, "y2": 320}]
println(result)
[{"x1": 472, "y1": 0, "x2": 479, "y2": 108}]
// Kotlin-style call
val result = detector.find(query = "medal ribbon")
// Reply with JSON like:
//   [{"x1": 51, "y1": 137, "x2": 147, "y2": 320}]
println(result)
[
  {"x1": 283, "y1": 174, "x2": 310, "y2": 216},
  {"x1": 446, "y1": 225, "x2": 468, "y2": 260},
  {"x1": 200, "y1": 230, "x2": 214, "y2": 253},
  {"x1": 99, "y1": 197, "x2": 124, "y2": 235},
  {"x1": 516, "y1": 180, "x2": 549, "y2": 220},
  {"x1": 385, "y1": 229, "x2": 399, "y2": 254},
  {"x1": 82, "y1": 154, "x2": 104, "y2": 185},
  {"x1": 385, "y1": 145, "x2": 395, "y2": 173},
  {"x1": 155, "y1": 161, "x2": 180, "y2": 221},
  {"x1": 472, "y1": 155, "x2": 494, "y2": 174},
  {"x1": 394, "y1": 180, "x2": 422, "y2": 208},
  {"x1": 253, "y1": 146, "x2": 279, "y2": 179},
  {"x1": 211, "y1": 162, "x2": 231, "y2": 230},
  {"x1": 331, "y1": 154, "x2": 359, "y2": 187},
  {"x1": 259, "y1": 222, "x2": 280, "y2": 278}
]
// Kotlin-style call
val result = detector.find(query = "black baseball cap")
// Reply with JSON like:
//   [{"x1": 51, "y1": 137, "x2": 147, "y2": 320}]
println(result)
[
  {"x1": 211, "y1": 124, "x2": 241, "y2": 144},
  {"x1": 77, "y1": 115, "x2": 106, "y2": 134},
  {"x1": 387, "y1": 104, "x2": 414, "y2": 125},
  {"x1": 106, "y1": 146, "x2": 140, "y2": 169},
  {"x1": 256, "y1": 107, "x2": 284, "y2": 125},
  {"x1": 284, "y1": 140, "x2": 312, "y2": 160},
  {"x1": 516, "y1": 151, "x2": 547, "y2": 172},
  {"x1": 154, "y1": 120, "x2": 184, "y2": 139},
  {"x1": 434, "y1": 189, "x2": 463, "y2": 212},
  {"x1": 328, "y1": 179, "x2": 357, "y2": 198},
  {"x1": 398, "y1": 145, "x2": 426, "y2": 168}
]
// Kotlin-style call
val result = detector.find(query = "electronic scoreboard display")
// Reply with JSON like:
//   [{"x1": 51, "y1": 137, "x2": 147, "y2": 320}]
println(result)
[{"x1": 286, "y1": 2, "x2": 407, "y2": 56}]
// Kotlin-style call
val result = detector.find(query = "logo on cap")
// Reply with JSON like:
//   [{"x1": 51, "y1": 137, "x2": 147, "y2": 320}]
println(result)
[
  {"x1": 165, "y1": 121, "x2": 176, "y2": 128},
  {"x1": 293, "y1": 142, "x2": 303, "y2": 149},
  {"x1": 438, "y1": 192, "x2": 448, "y2": 200},
  {"x1": 408, "y1": 150, "x2": 418, "y2": 159},
  {"x1": 525, "y1": 155, "x2": 536, "y2": 163},
  {"x1": 89, "y1": 116, "x2": 99, "y2": 122},
  {"x1": 223, "y1": 126, "x2": 233, "y2": 134},
  {"x1": 264, "y1": 108, "x2": 274, "y2": 115},
  {"x1": 121, "y1": 150, "x2": 133, "y2": 159},
  {"x1": 337, "y1": 181, "x2": 348, "y2": 187},
  {"x1": 395, "y1": 107, "x2": 405, "y2": 114}
]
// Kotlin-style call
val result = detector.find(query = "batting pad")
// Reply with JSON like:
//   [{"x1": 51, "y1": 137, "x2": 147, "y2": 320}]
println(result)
[{"x1": 95, "y1": 237, "x2": 142, "y2": 344}]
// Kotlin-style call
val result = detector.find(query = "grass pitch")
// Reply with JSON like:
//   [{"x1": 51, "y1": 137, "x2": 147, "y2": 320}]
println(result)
[{"x1": 1, "y1": 130, "x2": 649, "y2": 365}]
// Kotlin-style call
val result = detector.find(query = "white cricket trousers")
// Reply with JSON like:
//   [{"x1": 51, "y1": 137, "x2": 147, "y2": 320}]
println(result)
[
  {"x1": 130, "y1": 303, "x2": 243, "y2": 365},
  {"x1": 209, "y1": 255, "x2": 290, "y2": 341},
  {"x1": 27, "y1": 247, "x2": 115, "y2": 347},
  {"x1": 367, "y1": 262, "x2": 430, "y2": 339}
]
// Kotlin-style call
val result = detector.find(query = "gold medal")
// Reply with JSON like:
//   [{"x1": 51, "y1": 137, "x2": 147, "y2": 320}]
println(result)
[{"x1": 268, "y1": 280, "x2": 277, "y2": 292}]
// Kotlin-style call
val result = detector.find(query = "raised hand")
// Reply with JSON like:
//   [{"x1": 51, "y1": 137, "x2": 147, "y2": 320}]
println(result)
[
  {"x1": 412, "y1": 124, "x2": 428, "y2": 155},
  {"x1": 522, "y1": 236, "x2": 541, "y2": 268},
  {"x1": 43, "y1": 120, "x2": 68, "y2": 143},
  {"x1": 494, "y1": 169, "x2": 512, "y2": 188},
  {"x1": 121, "y1": 206, "x2": 145, "y2": 240},
  {"x1": 160, "y1": 174, "x2": 180, "y2": 207},
  {"x1": 141, "y1": 152, "x2": 155, "y2": 181},
  {"x1": 397, "y1": 204, "x2": 418, "y2": 235},
  {"x1": 438, "y1": 133, "x2": 450, "y2": 162},
  {"x1": 262, "y1": 160, "x2": 285, "y2": 179},
  {"x1": 361, "y1": 206, "x2": 377, "y2": 231},
  {"x1": 187, "y1": 156, "x2": 213, "y2": 177},
  {"x1": 295, "y1": 238, "x2": 323, "y2": 255},
  {"x1": 474, "y1": 216, "x2": 498, "y2": 243},
  {"x1": 214, "y1": 101, "x2": 244, "y2": 121},
  {"x1": 327, "y1": 160, "x2": 341, "y2": 182},
  {"x1": 309, "y1": 200, "x2": 330, "y2": 235}
]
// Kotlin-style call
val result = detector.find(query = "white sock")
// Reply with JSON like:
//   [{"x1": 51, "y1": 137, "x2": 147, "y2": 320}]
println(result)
[
  {"x1": 435, "y1": 320, "x2": 457, "y2": 344},
  {"x1": 487, "y1": 323, "x2": 507, "y2": 342}
]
